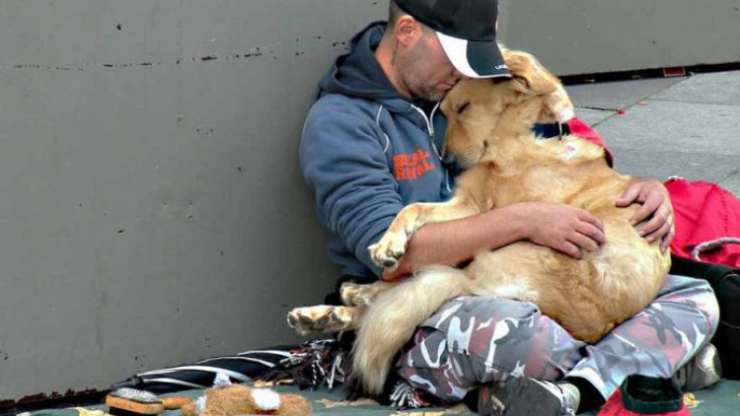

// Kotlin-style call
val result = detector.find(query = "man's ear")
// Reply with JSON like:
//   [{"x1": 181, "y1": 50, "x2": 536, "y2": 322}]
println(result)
[{"x1": 394, "y1": 15, "x2": 420, "y2": 46}]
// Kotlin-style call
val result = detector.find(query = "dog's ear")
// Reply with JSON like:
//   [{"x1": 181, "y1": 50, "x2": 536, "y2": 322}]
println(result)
[
  {"x1": 503, "y1": 50, "x2": 558, "y2": 96},
  {"x1": 511, "y1": 74, "x2": 532, "y2": 94},
  {"x1": 502, "y1": 51, "x2": 535, "y2": 94}
]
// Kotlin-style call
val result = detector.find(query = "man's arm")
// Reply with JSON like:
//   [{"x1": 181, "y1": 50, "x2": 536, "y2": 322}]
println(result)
[
  {"x1": 383, "y1": 202, "x2": 606, "y2": 281},
  {"x1": 300, "y1": 98, "x2": 405, "y2": 277},
  {"x1": 384, "y1": 177, "x2": 675, "y2": 282}
]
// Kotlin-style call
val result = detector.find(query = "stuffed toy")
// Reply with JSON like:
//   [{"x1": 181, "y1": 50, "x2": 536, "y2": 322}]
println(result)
[{"x1": 180, "y1": 383, "x2": 312, "y2": 416}]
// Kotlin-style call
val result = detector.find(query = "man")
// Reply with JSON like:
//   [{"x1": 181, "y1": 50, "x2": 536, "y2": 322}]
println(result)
[{"x1": 299, "y1": 1, "x2": 720, "y2": 415}]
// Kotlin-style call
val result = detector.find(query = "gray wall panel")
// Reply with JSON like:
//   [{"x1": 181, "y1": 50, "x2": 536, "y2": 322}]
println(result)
[
  {"x1": 0, "y1": 0, "x2": 384, "y2": 399},
  {"x1": 499, "y1": 0, "x2": 740, "y2": 75}
]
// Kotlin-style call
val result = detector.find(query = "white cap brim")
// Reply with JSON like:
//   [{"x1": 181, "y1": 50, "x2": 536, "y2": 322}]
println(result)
[{"x1": 437, "y1": 31, "x2": 511, "y2": 79}]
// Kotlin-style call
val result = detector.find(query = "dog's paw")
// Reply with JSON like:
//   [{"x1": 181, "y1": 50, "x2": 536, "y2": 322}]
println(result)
[
  {"x1": 287, "y1": 306, "x2": 360, "y2": 334},
  {"x1": 339, "y1": 282, "x2": 362, "y2": 306},
  {"x1": 287, "y1": 306, "x2": 333, "y2": 335},
  {"x1": 369, "y1": 232, "x2": 407, "y2": 270},
  {"x1": 340, "y1": 282, "x2": 384, "y2": 310}
]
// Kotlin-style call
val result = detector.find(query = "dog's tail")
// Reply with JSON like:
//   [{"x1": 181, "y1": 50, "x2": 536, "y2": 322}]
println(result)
[{"x1": 352, "y1": 266, "x2": 469, "y2": 396}]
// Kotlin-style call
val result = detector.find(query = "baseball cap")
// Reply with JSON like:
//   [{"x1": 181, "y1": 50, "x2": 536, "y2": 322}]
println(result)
[{"x1": 394, "y1": 0, "x2": 511, "y2": 79}]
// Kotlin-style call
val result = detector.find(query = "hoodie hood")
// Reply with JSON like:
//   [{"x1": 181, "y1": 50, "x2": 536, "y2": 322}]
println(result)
[{"x1": 319, "y1": 22, "x2": 415, "y2": 109}]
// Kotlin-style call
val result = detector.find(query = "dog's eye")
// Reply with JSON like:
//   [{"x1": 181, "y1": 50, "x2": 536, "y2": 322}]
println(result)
[{"x1": 457, "y1": 101, "x2": 471, "y2": 115}]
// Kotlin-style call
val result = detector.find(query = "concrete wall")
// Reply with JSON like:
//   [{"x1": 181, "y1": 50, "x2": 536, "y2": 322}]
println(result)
[
  {"x1": 0, "y1": 0, "x2": 737, "y2": 401},
  {"x1": 499, "y1": 0, "x2": 740, "y2": 75},
  {"x1": 0, "y1": 0, "x2": 385, "y2": 400}
]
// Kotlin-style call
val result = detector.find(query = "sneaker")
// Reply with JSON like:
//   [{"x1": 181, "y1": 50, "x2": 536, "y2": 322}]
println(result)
[
  {"x1": 674, "y1": 343, "x2": 722, "y2": 392},
  {"x1": 597, "y1": 374, "x2": 689, "y2": 416},
  {"x1": 467, "y1": 378, "x2": 580, "y2": 416}
]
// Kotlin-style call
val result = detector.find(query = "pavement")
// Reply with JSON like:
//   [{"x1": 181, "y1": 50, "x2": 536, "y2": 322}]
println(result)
[{"x1": 564, "y1": 70, "x2": 740, "y2": 197}]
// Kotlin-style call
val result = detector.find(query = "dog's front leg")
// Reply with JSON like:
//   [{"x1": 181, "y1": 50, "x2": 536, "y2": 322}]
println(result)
[{"x1": 369, "y1": 195, "x2": 479, "y2": 270}]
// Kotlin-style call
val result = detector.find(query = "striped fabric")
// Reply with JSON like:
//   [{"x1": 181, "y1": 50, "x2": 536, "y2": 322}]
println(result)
[{"x1": 111, "y1": 345, "x2": 299, "y2": 394}]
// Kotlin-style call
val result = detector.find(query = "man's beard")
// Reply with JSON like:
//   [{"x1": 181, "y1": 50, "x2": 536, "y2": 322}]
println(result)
[{"x1": 395, "y1": 38, "x2": 444, "y2": 102}]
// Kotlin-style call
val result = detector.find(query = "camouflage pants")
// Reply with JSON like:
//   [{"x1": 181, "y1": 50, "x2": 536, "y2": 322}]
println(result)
[{"x1": 396, "y1": 274, "x2": 719, "y2": 402}]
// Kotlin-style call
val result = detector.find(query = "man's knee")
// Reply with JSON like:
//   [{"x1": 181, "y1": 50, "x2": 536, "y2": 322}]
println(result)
[
  {"x1": 700, "y1": 285, "x2": 721, "y2": 338},
  {"x1": 663, "y1": 276, "x2": 720, "y2": 336},
  {"x1": 401, "y1": 296, "x2": 583, "y2": 384}
]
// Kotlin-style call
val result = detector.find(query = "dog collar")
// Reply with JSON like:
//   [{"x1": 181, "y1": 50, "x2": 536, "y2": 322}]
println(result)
[{"x1": 533, "y1": 122, "x2": 571, "y2": 140}]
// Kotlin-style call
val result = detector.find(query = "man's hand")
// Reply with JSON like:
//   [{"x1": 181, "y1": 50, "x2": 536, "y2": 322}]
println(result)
[
  {"x1": 616, "y1": 178, "x2": 674, "y2": 252},
  {"x1": 518, "y1": 202, "x2": 606, "y2": 259}
]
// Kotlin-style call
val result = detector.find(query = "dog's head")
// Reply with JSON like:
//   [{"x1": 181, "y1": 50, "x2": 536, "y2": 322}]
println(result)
[{"x1": 440, "y1": 48, "x2": 575, "y2": 167}]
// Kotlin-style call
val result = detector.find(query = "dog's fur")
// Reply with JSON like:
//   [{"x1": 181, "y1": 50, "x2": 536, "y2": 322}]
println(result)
[{"x1": 288, "y1": 49, "x2": 671, "y2": 396}]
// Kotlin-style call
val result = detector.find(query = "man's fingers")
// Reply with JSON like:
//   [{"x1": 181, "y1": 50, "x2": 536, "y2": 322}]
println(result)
[
  {"x1": 630, "y1": 196, "x2": 661, "y2": 226},
  {"x1": 644, "y1": 217, "x2": 670, "y2": 242},
  {"x1": 577, "y1": 211, "x2": 605, "y2": 233},
  {"x1": 660, "y1": 226, "x2": 676, "y2": 253},
  {"x1": 639, "y1": 206, "x2": 668, "y2": 238},
  {"x1": 575, "y1": 220, "x2": 606, "y2": 245},
  {"x1": 559, "y1": 241, "x2": 583, "y2": 259},
  {"x1": 616, "y1": 185, "x2": 640, "y2": 207},
  {"x1": 570, "y1": 232, "x2": 600, "y2": 253}
]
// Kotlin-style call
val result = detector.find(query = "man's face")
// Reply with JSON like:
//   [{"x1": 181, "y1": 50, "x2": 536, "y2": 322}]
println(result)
[{"x1": 396, "y1": 29, "x2": 465, "y2": 102}]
